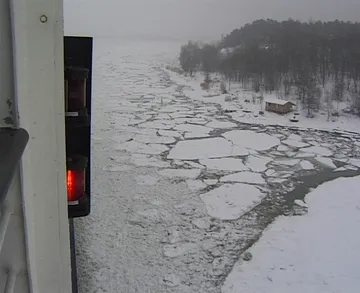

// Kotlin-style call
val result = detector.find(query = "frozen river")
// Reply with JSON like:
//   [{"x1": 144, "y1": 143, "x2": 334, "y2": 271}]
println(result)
[{"x1": 74, "y1": 38, "x2": 360, "y2": 293}]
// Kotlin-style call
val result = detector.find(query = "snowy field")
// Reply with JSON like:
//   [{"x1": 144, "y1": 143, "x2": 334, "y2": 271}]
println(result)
[{"x1": 75, "y1": 38, "x2": 360, "y2": 293}]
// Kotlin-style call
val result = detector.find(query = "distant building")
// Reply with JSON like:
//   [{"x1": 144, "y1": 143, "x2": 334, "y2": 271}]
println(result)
[{"x1": 265, "y1": 99, "x2": 296, "y2": 114}]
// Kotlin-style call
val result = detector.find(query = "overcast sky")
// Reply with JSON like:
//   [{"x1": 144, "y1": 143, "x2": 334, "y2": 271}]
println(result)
[{"x1": 64, "y1": 0, "x2": 360, "y2": 41}]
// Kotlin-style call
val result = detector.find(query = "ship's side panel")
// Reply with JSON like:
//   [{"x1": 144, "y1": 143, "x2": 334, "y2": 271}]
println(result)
[
  {"x1": 0, "y1": 0, "x2": 30, "y2": 292},
  {"x1": 10, "y1": 0, "x2": 72, "y2": 292}
]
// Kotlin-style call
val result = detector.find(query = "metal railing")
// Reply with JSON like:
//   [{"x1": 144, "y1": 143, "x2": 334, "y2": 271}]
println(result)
[{"x1": 0, "y1": 128, "x2": 29, "y2": 293}]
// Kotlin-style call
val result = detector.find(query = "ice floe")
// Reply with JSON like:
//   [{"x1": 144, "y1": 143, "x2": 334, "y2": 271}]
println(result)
[
  {"x1": 168, "y1": 137, "x2": 249, "y2": 160},
  {"x1": 223, "y1": 130, "x2": 280, "y2": 151},
  {"x1": 267, "y1": 178, "x2": 287, "y2": 184},
  {"x1": 111, "y1": 133, "x2": 134, "y2": 143},
  {"x1": 130, "y1": 154, "x2": 171, "y2": 168},
  {"x1": 300, "y1": 160, "x2": 315, "y2": 170},
  {"x1": 301, "y1": 146, "x2": 333, "y2": 157},
  {"x1": 138, "y1": 121, "x2": 175, "y2": 129},
  {"x1": 314, "y1": 157, "x2": 337, "y2": 169},
  {"x1": 132, "y1": 134, "x2": 176, "y2": 144},
  {"x1": 273, "y1": 158, "x2": 300, "y2": 166},
  {"x1": 158, "y1": 130, "x2": 183, "y2": 138},
  {"x1": 294, "y1": 199, "x2": 308, "y2": 208},
  {"x1": 334, "y1": 167, "x2": 347, "y2": 172},
  {"x1": 174, "y1": 117, "x2": 208, "y2": 125},
  {"x1": 245, "y1": 155, "x2": 272, "y2": 172},
  {"x1": 117, "y1": 141, "x2": 169, "y2": 155},
  {"x1": 163, "y1": 243, "x2": 197, "y2": 258},
  {"x1": 282, "y1": 139, "x2": 309, "y2": 148},
  {"x1": 199, "y1": 158, "x2": 248, "y2": 171},
  {"x1": 186, "y1": 179, "x2": 207, "y2": 191},
  {"x1": 184, "y1": 161, "x2": 206, "y2": 169},
  {"x1": 344, "y1": 165, "x2": 358, "y2": 171},
  {"x1": 157, "y1": 168, "x2": 201, "y2": 179},
  {"x1": 287, "y1": 134, "x2": 302, "y2": 141},
  {"x1": 184, "y1": 132, "x2": 210, "y2": 139},
  {"x1": 191, "y1": 218, "x2": 211, "y2": 230},
  {"x1": 174, "y1": 123, "x2": 212, "y2": 134},
  {"x1": 220, "y1": 172, "x2": 266, "y2": 184},
  {"x1": 295, "y1": 152, "x2": 316, "y2": 158},
  {"x1": 162, "y1": 274, "x2": 180, "y2": 287},
  {"x1": 206, "y1": 120, "x2": 237, "y2": 129},
  {"x1": 203, "y1": 179, "x2": 218, "y2": 185},
  {"x1": 349, "y1": 158, "x2": 360, "y2": 168},
  {"x1": 265, "y1": 169, "x2": 276, "y2": 177},
  {"x1": 136, "y1": 175, "x2": 159, "y2": 185},
  {"x1": 103, "y1": 164, "x2": 133, "y2": 172},
  {"x1": 200, "y1": 183, "x2": 264, "y2": 220},
  {"x1": 277, "y1": 145, "x2": 290, "y2": 152}
]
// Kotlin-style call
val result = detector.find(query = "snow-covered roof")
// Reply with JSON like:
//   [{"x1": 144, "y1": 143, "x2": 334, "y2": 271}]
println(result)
[{"x1": 264, "y1": 99, "x2": 295, "y2": 106}]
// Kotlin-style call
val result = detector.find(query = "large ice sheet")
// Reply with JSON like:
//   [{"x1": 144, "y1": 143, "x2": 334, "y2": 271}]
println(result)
[
  {"x1": 200, "y1": 183, "x2": 264, "y2": 220},
  {"x1": 223, "y1": 130, "x2": 280, "y2": 151},
  {"x1": 168, "y1": 137, "x2": 249, "y2": 160}
]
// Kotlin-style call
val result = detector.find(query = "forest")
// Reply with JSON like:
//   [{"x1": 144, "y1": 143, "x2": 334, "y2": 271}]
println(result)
[{"x1": 178, "y1": 19, "x2": 360, "y2": 116}]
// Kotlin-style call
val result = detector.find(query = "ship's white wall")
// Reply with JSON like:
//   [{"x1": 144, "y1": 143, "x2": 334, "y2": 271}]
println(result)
[
  {"x1": 0, "y1": 0, "x2": 16, "y2": 127},
  {"x1": 0, "y1": 0, "x2": 30, "y2": 292},
  {"x1": 10, "y1": 0, "x2": 72, "y2": 291}
]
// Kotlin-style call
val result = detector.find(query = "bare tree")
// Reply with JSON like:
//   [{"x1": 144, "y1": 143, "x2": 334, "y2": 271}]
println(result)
[
  {"x1": 334, "y1": 77, "x2": 345, "y2": 112},
  {"x1": 324, "y1": 89, "x2": 333, "y2": 121}
]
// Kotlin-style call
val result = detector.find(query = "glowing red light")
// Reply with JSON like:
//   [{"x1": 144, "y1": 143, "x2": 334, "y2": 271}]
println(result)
[{"x1": 67, "y1": 169, "x2": 85, "y2": 202}]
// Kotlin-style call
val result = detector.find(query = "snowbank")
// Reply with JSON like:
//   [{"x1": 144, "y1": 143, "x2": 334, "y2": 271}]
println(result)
[{"x1": 222, "y1": 176, "x2": 360, "y2": 293}]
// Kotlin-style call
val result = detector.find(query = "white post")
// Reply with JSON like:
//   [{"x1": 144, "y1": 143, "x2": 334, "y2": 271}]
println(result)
[{"x1": 10, "y1": 0, "x2": 72, "y2": 292}]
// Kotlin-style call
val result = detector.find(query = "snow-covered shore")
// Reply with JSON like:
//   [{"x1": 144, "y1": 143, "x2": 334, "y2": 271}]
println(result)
[{"x1": 222, "y1": 176, "x2": 360, "y2": 293}]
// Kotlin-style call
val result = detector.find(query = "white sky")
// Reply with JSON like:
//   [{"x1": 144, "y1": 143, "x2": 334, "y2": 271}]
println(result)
[{"x1": 64, "y1": 0, "x2": 360, "y2": 41}]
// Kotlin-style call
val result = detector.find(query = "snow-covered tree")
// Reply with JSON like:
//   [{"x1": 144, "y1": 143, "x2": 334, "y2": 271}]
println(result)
[{"x1": 179, "y1": 41, "x2": 201, "y2": 77}]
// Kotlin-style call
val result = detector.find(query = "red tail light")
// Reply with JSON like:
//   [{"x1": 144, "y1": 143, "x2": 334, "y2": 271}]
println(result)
[
  {"x1": 66, "y1": 155, "x2": 88, "y2": 203},
  {"x1": 67, "y1": 169, "x2": 85, "y2": 202}
]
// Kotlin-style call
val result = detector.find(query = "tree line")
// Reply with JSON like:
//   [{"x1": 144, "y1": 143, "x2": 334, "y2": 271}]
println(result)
[{"x1": 179, "y1": 19, "x2": 360, "y2": 116}]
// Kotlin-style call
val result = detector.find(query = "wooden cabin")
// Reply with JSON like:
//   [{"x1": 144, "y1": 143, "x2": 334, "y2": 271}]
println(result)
[{"x1": 265, "y1": 99, "x2": 296, "y2": 114}]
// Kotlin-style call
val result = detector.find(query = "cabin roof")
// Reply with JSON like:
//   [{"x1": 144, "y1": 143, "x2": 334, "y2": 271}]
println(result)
[{"x1": 265, "y1": 99, "x2": 296, "y2": 106}]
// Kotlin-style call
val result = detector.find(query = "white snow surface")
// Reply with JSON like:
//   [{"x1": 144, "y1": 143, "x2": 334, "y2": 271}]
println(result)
[{"x1": 222, "y1": 176, "x2": 360, "y2": 293}]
